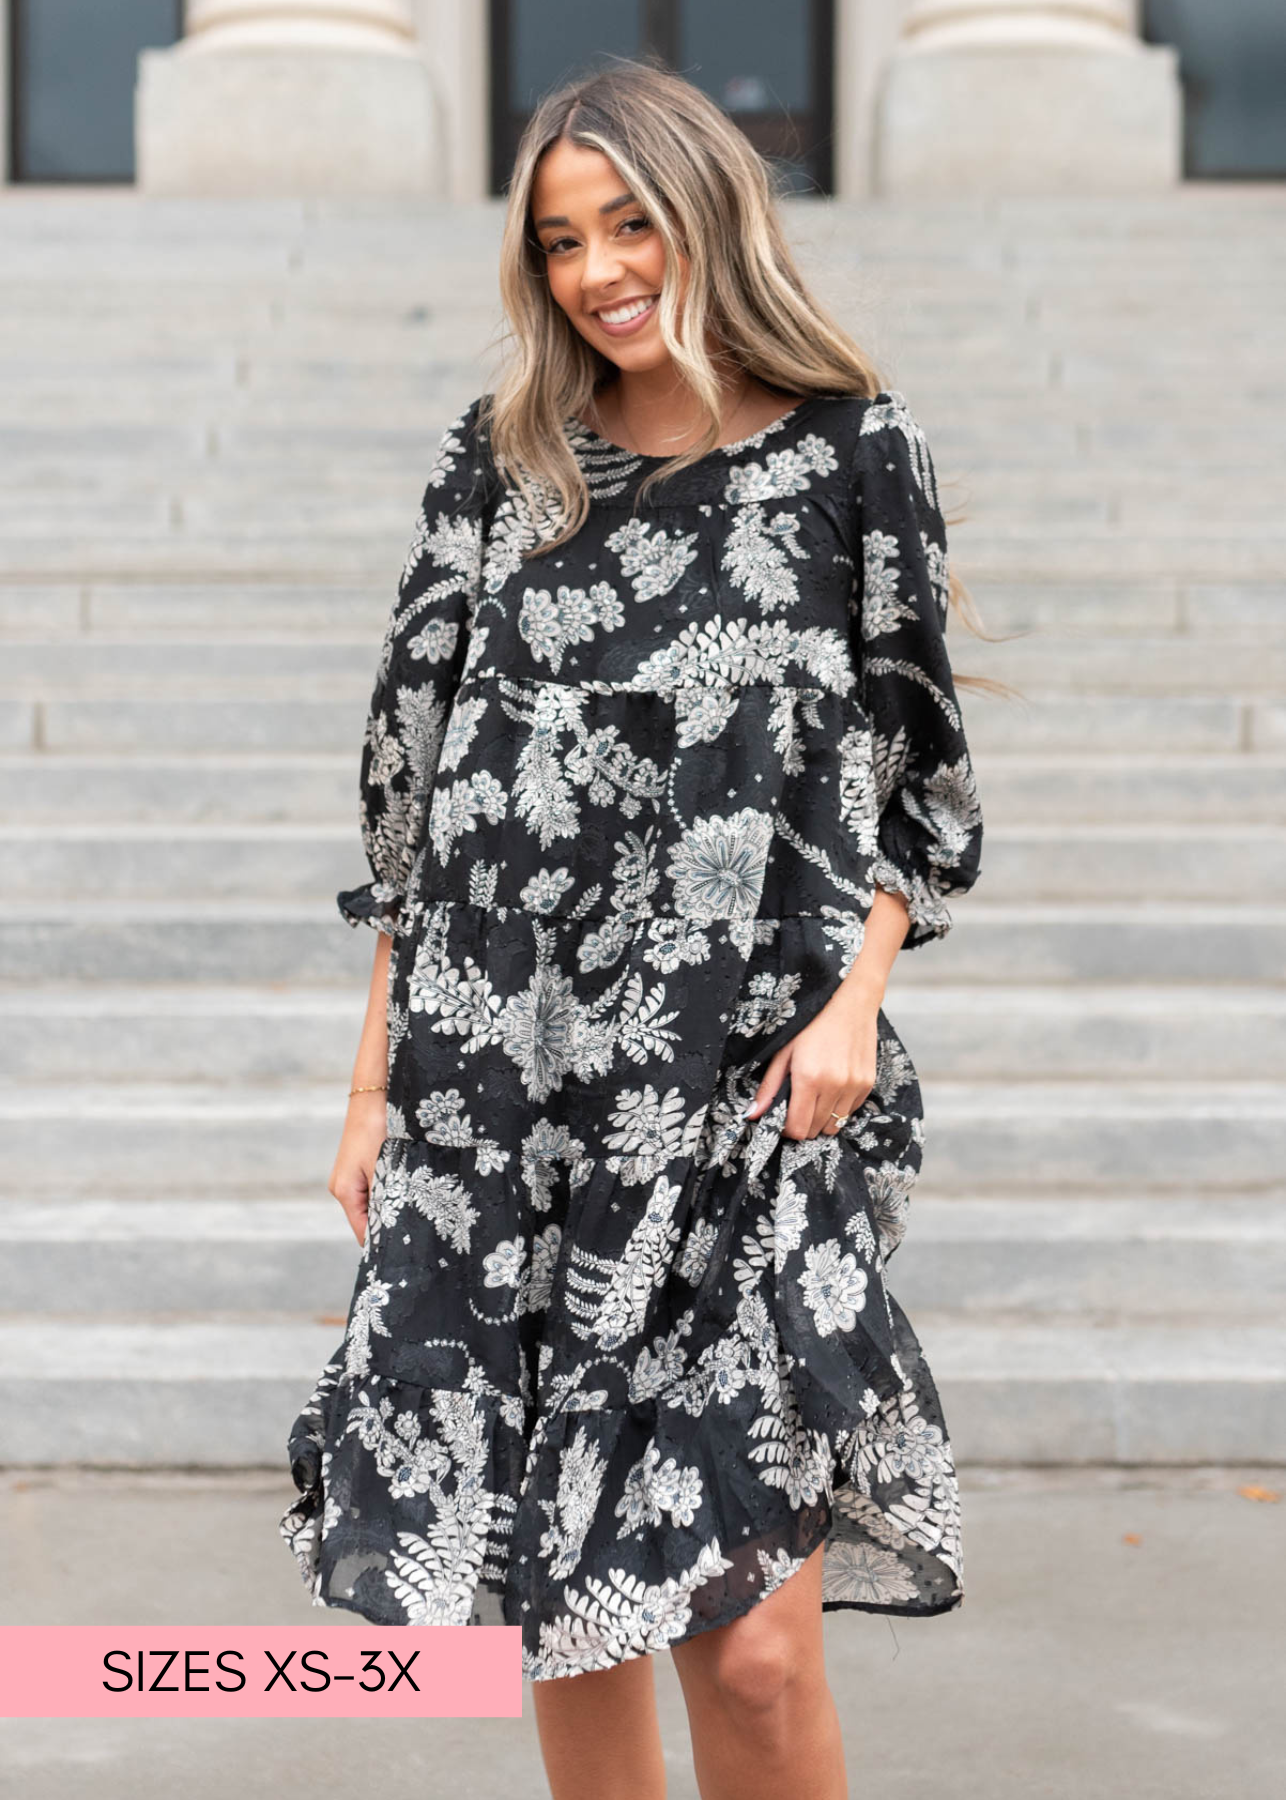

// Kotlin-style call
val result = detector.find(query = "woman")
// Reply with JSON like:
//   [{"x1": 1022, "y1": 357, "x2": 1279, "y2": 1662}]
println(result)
[{"x1": 280, "y1": 57, "x2": 985, "y2": 1798}]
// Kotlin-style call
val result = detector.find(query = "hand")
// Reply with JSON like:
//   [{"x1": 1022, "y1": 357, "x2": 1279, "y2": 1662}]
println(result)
[
  {"x1": 743, "y1": 982, "x2": 881, "y2": 1141},
  {"x1": 329, "y1": 1090, "x2": 388, "y2": 1245}
]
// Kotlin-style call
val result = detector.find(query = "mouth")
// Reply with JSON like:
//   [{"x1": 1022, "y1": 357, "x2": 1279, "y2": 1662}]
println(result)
[{"x1": 590, "y1": 293, "x2": 659, "y2": 334}]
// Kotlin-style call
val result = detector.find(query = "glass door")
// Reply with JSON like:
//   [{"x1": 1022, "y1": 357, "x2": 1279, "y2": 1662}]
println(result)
[
  {"x1": 490, "y1": 0, "x2": 834, "y2": 196},
  {"x1": 9, "y1": 0, "x2": 183, "y2": 181},
  {"x1": 1144, "y1": 0, "x2": 1286, "y2": 176}
]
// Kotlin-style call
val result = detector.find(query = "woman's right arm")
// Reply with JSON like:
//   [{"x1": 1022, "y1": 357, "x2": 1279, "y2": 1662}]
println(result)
[
  {"x1": 329, "y1": 929, "x2": 393, "y2": 1245},
  {"x1": 328, "y1": 396, "x2": 491, "y2": 1244}
]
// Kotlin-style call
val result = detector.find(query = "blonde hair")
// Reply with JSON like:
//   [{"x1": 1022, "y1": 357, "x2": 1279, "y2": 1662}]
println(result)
[{"x1": 481, "y1": 54, "x2": 1009, "y2": 691}]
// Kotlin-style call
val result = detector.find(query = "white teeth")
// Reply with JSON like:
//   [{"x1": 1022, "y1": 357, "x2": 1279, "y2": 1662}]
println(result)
[{"x1": 597, "y1": 295, "x2": 656, "y2": 325}]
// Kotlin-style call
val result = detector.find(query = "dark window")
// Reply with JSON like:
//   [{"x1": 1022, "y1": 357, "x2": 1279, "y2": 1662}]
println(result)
[
  {"x1": 10, "y1": 0, "x2": 183, "y2": 182},
  {"x1": 490, "y1": 0, "x2": 833, "y2": 196},
  {"x1": 1144, "y1": 0, "x2": 1286, "y2": 176}
]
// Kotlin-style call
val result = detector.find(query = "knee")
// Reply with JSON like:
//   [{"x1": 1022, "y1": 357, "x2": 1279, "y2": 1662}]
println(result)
[{"x1": 705, "y1": 1635, "x2": 797, "y2": 1722}]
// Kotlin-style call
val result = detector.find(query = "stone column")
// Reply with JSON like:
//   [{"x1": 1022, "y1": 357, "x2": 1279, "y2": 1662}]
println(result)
[
  {"x1": 136, "y1": 0, "x2": 442, "y2": 196},
  {"x1": 874, "y1": 0, "x2": 1182, "y2": 195}
]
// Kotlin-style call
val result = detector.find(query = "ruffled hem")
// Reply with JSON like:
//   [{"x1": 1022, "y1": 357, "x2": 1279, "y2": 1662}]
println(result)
[
  {"x1": 336, "y1": 878, "x2": 405, "y2": 936},
  {"x1": 278, "y1": 1066, "x2": 963, "y2": 1682},
  {"x1": 869, "y1": 851, "x2": 954, "y2": 951}
]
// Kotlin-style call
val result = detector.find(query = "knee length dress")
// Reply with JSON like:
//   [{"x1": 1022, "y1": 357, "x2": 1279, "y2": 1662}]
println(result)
[{"x1": 279, "y1": 387, "x2": 985, "y2": 1683}]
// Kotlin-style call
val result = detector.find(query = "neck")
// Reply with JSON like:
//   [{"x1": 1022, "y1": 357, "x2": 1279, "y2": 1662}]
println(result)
[{"x1": 602, "y1": 368, "x2": 754, "y2": 454}]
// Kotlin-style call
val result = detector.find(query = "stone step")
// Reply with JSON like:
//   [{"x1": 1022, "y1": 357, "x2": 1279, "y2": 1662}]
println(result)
[
  {"x1": 2, "y1": 582, "x2": 387, "y2": 638},
  {"x1": 966, "y1": 753, "x2": 1286, "y2": 825},
  {"x1": 896, "y1": 1194, "x2": 1286, "y2": 1318},
  {"x1": 3, "y1": 750, "x2": 1282, "y2": 827},
  {"x1": 0, "y1": 585, "x2": 82, "y2": 635},
  {"x1": 1, "y1": 1313, "x2": 1281, "y2": 1465},
  {"x1": 918, "y1": 1080, "x2": 1286, "y2": 1193},
  {"x1": 914, "y1": 1317, "x2": 1286, "y2": 1463},
  {"x1": 0, "y1": 1197, "x2": 359, "y2": 1315},
  {"x1": 0, "y1": 344, "x2": 1274, "y2": 388},
  {"x1": 0, "y1": 335, "x2": 1277, "y2": 385},
  {"x1": 6, "y1": 632, "x2": 1286, "y2": 698},
  {"x1": 0, "y1": 468, "x2": 1267, "y2": 528},
  {"x1": 4, "y1": 263, "x2": 1265, "y2": 316},
  {"x1": 5, "y1": 583, "x2": 1275, "y2": 640},
  {"x1": 904, "y1": 903, "x2": 1286, "y2": 984},
  {"x1": 954, "y1": 636, "x2": 1286, "y2": 694},
  {"x1": 0, "y1": 392, "x2": 473, "y2": 435},
  {"x1": 7, "y1": 395, "x2": 1278, "y2": 471},
  {"x1": 0, "y1": 521, "x2": 1281, "y2": 583},
  {"x1": 6, "y1": 691, "x2": 1268, "y2": 756},
  {"x1": 2, "y1": 361, "x2": 1263, "y2": 413},
  {"x1": 893, "y1": 984, "x2": 1286, "y2": 1082},
  {"x1": 5, "y1": 459, "x2": 1281, "y2": 517},
  {"x1": 27, "y1": 695, "x2": 370, "y2": 754},
  {"x1": 19, "y1": 415, "x2": 1246, "y2": 466},
  {"x1": 954, "y1": 583, "x2": 1286, "y2": 640},
  {"x1": 2, "y1": 581, "x2": 1283, "y2": 644},
  {"x1": 0, "y1": 823, "x2": 357, "y2": 902},
  {"x1": 950, "y1": 534, "x2": 1286, "y2": 582},
  {"x1": 2, "y1": 1193, "x2": 1281, "y2": 1321},
  {"x1": 0, "y1": 1079, "x2": 1281, "y2": 1195},
  {"x1": 1, "y1": 426, "x2": 453, "y2": 479},
  {"x1": 0, "y1": 640, "x2": 376, "y2": 696},
  {"x1": 974, "y1": 824, "x2": 1286, "y2": 902},
  {"x1": 0, "y1": 985, "x2": 364, "y2": 1084},
  {"x1": 0, "y1": 536, "x2": 405, "y2": 581},
  {"x1": 4, "y1": 820, "x2": 1284, "y2": 905},
  {"x1": 2, "y1": 899, "x2": 1283, "y2": 985},
  {"x1": 0, "y1": 281, "x2": 1259, "y2": 328},
  {"x1": 1, "y1": 981, "x2": 1280, "y2": 1084},
  {"x1": 0, "y1": 753, "x2": 354, "y2": 823},
  {"x1": 0, "y1": 490, "x2": 417, "y2": 540}
]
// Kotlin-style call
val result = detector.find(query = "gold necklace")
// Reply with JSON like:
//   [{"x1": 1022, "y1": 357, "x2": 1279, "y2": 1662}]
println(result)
[{"x1": 611, "y1": 378, "x2": 754, "y2": 456}]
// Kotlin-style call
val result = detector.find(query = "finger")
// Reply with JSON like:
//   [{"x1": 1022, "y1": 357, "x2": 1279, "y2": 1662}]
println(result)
[
  {"x1": 784, "y1": 1071, "x2": 816, "y2": 1141},
  {"x1": 825, "y1": 1085, "x2": 863, "y2": 1134},
  {"x1": 337, "y1": 1200, "x2": 365, "y2": 1247},
  {"x1": 335, "y1": 1179, "x2": 370, "y2": 1246},
  {"x1": 824, "y1": 1088, "x2": 867, "y2": 1135},
  {"x1": 744, "y1": 1044, "x2": 791, "y2": 1119}
]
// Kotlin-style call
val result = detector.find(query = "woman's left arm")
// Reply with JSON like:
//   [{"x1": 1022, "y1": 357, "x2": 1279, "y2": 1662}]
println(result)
[
  {"x1": 853, "y1": 390, "x2": 984, "y2": 950},
  {"x1": 745, "y1": 390, "x2": 984, "y2": 1140},
  {"x1": 743, "y1": 885, "x2": 911, "y2": 1140}
]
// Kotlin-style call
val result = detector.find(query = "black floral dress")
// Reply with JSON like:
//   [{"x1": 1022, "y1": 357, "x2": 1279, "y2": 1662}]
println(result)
[{"x1": 279, "y1": 387, "x2": 984, "y2": 1682}]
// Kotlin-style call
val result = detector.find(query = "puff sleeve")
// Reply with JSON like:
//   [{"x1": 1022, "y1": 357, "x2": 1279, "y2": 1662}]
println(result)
[
  {"x1": 852, "y1": 390, "x2": 983, "y2": 950},
  {"x1": 337, "y1": 396, "x2": 490, "y2": 936}
]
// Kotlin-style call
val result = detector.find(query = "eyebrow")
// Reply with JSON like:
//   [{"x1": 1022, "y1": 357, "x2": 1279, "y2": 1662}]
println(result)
[{"x1": 532, "y1": 192, "x2": 639, "y2": 230}]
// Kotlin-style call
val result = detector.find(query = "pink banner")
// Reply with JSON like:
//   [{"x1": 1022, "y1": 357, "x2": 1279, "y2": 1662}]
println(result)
[{"x1": 0, "y1": 1626, "x2": 523, "y2": 1718}]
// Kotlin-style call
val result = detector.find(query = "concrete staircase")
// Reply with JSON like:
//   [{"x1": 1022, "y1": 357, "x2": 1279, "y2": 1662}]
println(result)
[{"x1": 2, "y1": 185, "x2": 1283, "y2": 1467}]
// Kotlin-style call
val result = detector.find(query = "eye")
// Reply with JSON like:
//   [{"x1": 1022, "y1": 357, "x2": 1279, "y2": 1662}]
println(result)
[{"x1": 541, "y1": 215, "x2": 652, "y2": 256}]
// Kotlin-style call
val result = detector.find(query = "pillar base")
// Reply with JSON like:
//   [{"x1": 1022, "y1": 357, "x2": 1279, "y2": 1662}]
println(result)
[
  {"x1": 875, "y1": 43, "x2": 1182, "y2": 196},
  {"x1": 136, "y1": 45, "x2": 441, "y2": 197}
]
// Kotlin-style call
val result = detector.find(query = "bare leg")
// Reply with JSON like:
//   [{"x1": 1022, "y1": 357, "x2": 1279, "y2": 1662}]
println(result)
[
  {"x1": 670, "y1": 1541, "x2": 847, "y2": 1800},
  {"x1": 530, "y1": 1650, "x2": 668, "y2": 1800}
]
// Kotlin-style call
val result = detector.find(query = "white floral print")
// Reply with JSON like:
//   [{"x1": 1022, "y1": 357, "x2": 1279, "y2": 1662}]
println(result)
[{"x1": 280, "y1": 389, "x2": 983, "y2": 1681}]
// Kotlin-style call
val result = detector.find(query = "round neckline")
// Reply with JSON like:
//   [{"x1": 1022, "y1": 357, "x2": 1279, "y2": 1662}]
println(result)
[{"x1": 565, "y1": 392, "x2": 824, "y2": 464}]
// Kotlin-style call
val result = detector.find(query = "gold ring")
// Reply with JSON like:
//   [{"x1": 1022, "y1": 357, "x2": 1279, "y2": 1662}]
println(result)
[{"x1": 828, "y1": 1109, "x2": 849, "y2": 1122}]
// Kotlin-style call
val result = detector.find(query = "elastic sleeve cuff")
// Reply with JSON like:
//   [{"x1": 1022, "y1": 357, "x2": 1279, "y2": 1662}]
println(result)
[
  {"x1": 336, "y1": 880, "x2": 404, "y2": 936},
  {"x1": 869, "y1": 851, "x2": 954, "y2": 951}
]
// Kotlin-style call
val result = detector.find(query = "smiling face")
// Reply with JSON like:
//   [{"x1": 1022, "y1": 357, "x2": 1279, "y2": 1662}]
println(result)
[{"x1": 530, "y1": 136, "x2": 688, "y2": 375}]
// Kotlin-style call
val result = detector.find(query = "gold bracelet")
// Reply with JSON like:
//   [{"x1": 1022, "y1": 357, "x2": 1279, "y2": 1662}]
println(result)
[{"x1": 348, "y1": 1083, "x2": 387, "y2": 1097}]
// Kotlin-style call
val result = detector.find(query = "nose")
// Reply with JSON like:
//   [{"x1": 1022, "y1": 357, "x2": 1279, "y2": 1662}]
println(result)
[{"x1": 580, "y1": 236, "x2": 627, "y2": 307}]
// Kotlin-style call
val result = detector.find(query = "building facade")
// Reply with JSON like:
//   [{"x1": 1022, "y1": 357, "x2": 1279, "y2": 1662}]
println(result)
[{"x1": 2, "y1": 1, "x2": 1285, "y2": 197}]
